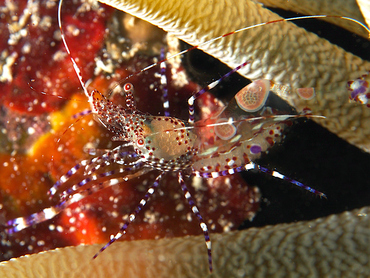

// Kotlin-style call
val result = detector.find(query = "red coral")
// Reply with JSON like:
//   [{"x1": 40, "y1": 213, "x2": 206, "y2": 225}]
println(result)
[{"x1": 0, "y1": 0, "x2": 111, "y2": 114}]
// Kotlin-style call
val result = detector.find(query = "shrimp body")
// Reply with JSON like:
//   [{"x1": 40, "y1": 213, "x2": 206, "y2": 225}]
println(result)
[
  {"x1": 91, "y1": 77, "x2": 290, "y2": 177},
  {"x1": 90, "y1": 87, "x2": 197, "y2": 170},
  {"x1": 136, "y1": 116, "x2": 196, "y2": 170}
]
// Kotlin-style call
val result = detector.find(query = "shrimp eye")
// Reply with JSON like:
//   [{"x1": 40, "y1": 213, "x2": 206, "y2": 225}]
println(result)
[
  {"x1": 124, "y1": 83, "x2": 133, "y2": 92},
  {"x1": 137, "y1": 138, "x2": 145, "y2": 146}
]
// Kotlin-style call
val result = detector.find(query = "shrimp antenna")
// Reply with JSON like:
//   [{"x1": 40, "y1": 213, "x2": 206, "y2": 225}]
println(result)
[
  {"x1": 58, "y1": 0, "x2": 90, "y2": 100},
  {"x1": 117, "y1": 14, "x2": 370, "y2": 84}
]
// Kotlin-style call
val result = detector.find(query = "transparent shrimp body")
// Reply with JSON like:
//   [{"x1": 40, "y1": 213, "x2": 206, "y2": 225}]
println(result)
[
  {"x1": 90, "y1": 85, "x2": 197, "y2": 171},
  {"x1": 192, "y1": 79, "x2": 295, "y2": 174},
  {"x1": 134, "y1": 116, "x2": 197, "y2": 170},
  {"x1": 92, "y1": 79, "x2": 292, "y2": 175}
]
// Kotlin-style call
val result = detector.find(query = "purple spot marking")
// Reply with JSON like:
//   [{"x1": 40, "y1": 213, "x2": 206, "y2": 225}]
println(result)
[
  {"x1": 250, "y1": 144, "x2": 262, "y2": 154},
  {"x1": 350, "y1": 79, "x2": 367, "y2": 99}
]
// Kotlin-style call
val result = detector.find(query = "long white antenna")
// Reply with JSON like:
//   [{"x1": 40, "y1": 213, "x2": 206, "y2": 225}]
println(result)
[{"x1": 57, "y1": 0, "x2": 90, "y2": 99}]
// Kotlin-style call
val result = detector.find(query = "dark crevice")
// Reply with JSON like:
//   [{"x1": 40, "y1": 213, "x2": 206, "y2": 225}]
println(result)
[
  {"x1": 266, "y1": 7, "x2": 370, "y2": 61},
  {"x1": 179, "y1": 12, "x2": 370, "y2": 229}
]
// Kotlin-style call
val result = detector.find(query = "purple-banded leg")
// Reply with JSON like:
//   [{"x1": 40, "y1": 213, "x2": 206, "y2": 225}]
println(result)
[
  {"x1": 59, "y1": 160, "x2": 146, "y2": 202},
  {"x1": 72, "y1": 109, "x2": 92, "y2": 119},
  {"x1": 6, "y1": 182, "x2": 103, "y2": 234},
  {"x1": 244, "y1": 162, "x2": 327, "y2": 198},
  {"x1": 5, "y1": 169, "x2": 152, "y2": 234},
  {"x1": 159, "y1": 47, "x2": 170, "y2": 117},
  {"x1": 178, "y1": 172, "x2": 213, "y2": 272},
  {"x1": 187, "y1": 61, "x2": 251, "y2": 124},
  {"x1": 48, "y1": 143, "x2": 134, "y2": 197},
  {"x1": 92, "y1": 171, "x2": 163, "y2": 259},
  {"x1": 193, "y1": 162, "x2": 326, "y2": 198}
]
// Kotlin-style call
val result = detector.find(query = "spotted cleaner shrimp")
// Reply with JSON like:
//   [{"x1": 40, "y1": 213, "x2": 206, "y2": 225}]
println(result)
[{"x1": 4, "y1": 0, "x2": 370, "y2": 273}]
